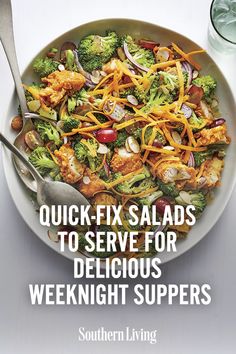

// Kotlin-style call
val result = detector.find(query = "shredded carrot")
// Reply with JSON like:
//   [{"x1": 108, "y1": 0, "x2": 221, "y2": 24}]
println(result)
[
  {"x1": 93, "y1": 72, "x2": 114, "y2": 91},
  {"x1": 62, "y1": 121, "x2": 112, "y2": 136},
  {"x1": 149, "y1": 58, "x2": 183, "y2": 73},
  {"x1": 171, "y1": 42, "x2": 204, "y2": 70},
  {"x1": 176, "y1": 61, "x2": 185, "y2": 111},
  {"x1": 197, "y1": 162, "x2": 206, "y2": 178},
  {"x1": 115, "y1": 117, "x2": 149, "y2": 131},
  {"x1": 105, "y1": 167, "x2": 144, "y2": 189},
  {"x1": 153, "y1": 156, "x2": 180, "y2": 171},
  {"x1": 162, "y1": 126, "x2": 206, "y2": 152},
  {"x1": 46, "y1": 144, "x2": 59, "y2": 165},
  {"x1": 85, "y1": 112, "x2": 103, "y2": 126},
  {"x1": 142, "y1": 127, "x2": 157, "y2": 163}
]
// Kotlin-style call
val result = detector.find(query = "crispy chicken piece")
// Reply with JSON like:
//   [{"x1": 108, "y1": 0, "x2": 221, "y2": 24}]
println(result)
[
  {"x1": 54, "y1": 144, "x2": 85, "y2": 184},
  {"x1": 40, "y1": 70, "x2": 86, "y2": 106},
  {"x1": 200, "y1": 157, "x2": 224, "y2": 188},
  {"x1": 110, "y1": 147, "x2": 143, "y2": 175},
  {"x1": 78, "y1": 168, "x2": 105, "y2": 198},
  {"x1": 154, "y1": 158, "x2": 196, "y2": 184},
  {"x1": 91, "y1": 192, "x2": 117, "y2": 208},
  {"x1": 196, "y1": 125, "x2": 230, "y2": 146}
]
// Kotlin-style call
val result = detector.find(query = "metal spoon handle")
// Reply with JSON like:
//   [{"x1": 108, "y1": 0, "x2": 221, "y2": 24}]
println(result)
[
  {"x1": 0, "y1": 0, "x2": 28, "y2": 116},
  {"x1": 0, "y1": 132, "x2": 43, "y2": 184}
]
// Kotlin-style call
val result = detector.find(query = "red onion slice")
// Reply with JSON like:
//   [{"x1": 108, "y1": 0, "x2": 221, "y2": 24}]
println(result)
[
  {"x1": 181, "y1": 61, "x2": 193, "y2": 87},
  {"x1": 153, "y1": 223, "x2": 166, "y2": 234},
  {"x1": 181, "y1": 104, "x2": 193, "y2": 119},
  {"x1": 188, "y1": 152, "x2": 195, "y2": 167},
  {"x1": 104, "y1": 161, "x2": 111, "y2": 178},
  {"x1": 123, "y1": 42, "x2": 149, "y2": 72}
]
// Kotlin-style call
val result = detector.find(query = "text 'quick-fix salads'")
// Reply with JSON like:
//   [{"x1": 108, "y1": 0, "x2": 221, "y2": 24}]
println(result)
[{"x1": 11, "y1": 31, "x2": 231, "y2": 259}]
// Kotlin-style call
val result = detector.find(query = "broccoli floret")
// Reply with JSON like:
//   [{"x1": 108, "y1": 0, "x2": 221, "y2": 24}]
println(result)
[
  {"x1": 193, "y1": 146, "x2": 225, "y2": 167},
  {"x1": 119, "y1": 87, "x2": 135, "y2": 98},
  {"x1": 193, "y1": 151, "x2": 210, "y2": 167},
  {"x1": 193, "y1": 75, "x2": 216, "y2": 103},
  {"x1": 63, "y1": 118, "x2": 80, "y2": 133},
  {"x1": 94, "y1": 113, "x2": 108, "y2": 123},
  {"x1": 34, "y1": 120, "x2": 61, "y2": 145},
  {"x1": 74, "y1": 141, "x2": 88, "y2": 162},
  {"x1": 74, "y1": 139, "x2": 99, "y2": 171},
  {"x1": 134, "y1": 87, "x2": 148, "y2": 103},
  {"x1": 75, "y1": 88, "x2": 90, "y2": 106},
  {"x1": 29, "y1": 147, "x2": 59, "y2": 177},
  {"x1": 132, "y1": 127, "x2": 142, "y2": 140},
  {"x1": 75, "y1": 88, "x2": 103, "y2": 108},
  {"x1": 144, "y1": 126, "x2": 166, "y2": 145},
  {"x1": 158, "y1": 71, "x2": 179, "y2": 95},
  {"x1": 142, "y1": 75, "x2": 173, "y2": 113},
  {"x1": 189, "y1": 112, "x2": 207, "y2": 131},
  {"x1": 120, "y1": 86, "x2": 148, "y2": 104},
  {"x1": 157, "y1": 180, "x2": 179, "y2": 198},
  {"x1": 33, "y1": 57, "x2": 59, "y2": 77},
  {"x1": 108, "y1": 130, "x2": 128, "y2": 149},
  {"x1": 123, "y1": 35, "x2": 155, "y2": 68},
  {"x1": 78, "y1": 31, "x2": 119, "y2": 72},
  {"x1": 138, "y1": 190, "x2": 163, "y2": 207},
  {"x1": 67, "y1": 97, "x2": 77, "y2": 113},
  {"x1": 67, "y1": 89, "x2": 98, "y2": 113},
  {"x1": 175, "y1": 191, "x2": 207, "y2": 216},
  {"x1": 183, "y1": 71, "x2": 189, "y2": 87},
  {"x1": 116, "y1": 167, "x2": 155, "y2": 194},
  {"x1": 65, "y1": 49, "x2": 77, "y2": 71}
]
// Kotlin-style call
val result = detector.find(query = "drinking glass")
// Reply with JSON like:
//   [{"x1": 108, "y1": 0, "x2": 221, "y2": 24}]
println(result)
[{"x1": 208, "y1": 0, "x2": 236, "y2": 53}]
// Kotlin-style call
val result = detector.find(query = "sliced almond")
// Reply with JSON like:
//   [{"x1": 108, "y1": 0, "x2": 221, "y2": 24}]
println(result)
[
  {"x1": 126, "y1": 136, "x2": 140, "y2": 153},
  {"x1": 125, "y1": 139, "x2": 132, "y2": 153},
  {"x1": 97, "y1": 143, "x2": 109, "y2": 154},
  {"x1": 192, "y1": 70, "x2": 199, "y2": 79},
  {"x1": 163, "y1": 145, "x2": 175, "y2": 151},
  {"x1": 171, "y1": 131, "x2": 182, "y2": 144},
  {"x1": 83, "y1": 176, "x2": 91, "y2": 185},
  {"x1": 91, "y1": 76, "x2": 100, "y2": 84},
  {"x1": 100, "y1": 71, "x2": 107, "y2": 77},
  {"x1": 58, "y1": 64, "x2": 65, "y2": 71},
  {"x1": 179, "y1": 191, "x2": 192, "y2": 204},
  {"x1": 127, "y1": 95, "x2": 138, "y2": 106}
]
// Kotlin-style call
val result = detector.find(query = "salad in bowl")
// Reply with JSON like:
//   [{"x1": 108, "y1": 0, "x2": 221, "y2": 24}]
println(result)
[{"x1": 11, "y1": 29, "x2": 231, "y2": 259}]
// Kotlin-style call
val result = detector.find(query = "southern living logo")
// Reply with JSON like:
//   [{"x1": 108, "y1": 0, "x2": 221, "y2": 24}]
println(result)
[{"x1": 78, "y1": 326, "x2": 158, "y2": 344}]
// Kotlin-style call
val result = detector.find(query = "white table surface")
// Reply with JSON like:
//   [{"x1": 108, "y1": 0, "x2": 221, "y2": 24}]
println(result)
[{"x1": 0, "y1": 1, "x2": 236, "y2": 353}]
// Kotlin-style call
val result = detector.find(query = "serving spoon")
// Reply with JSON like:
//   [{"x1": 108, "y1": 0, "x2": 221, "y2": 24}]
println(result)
[
  {"x1": 0, "y1": 0, "x2": 37, "y2": 192},
  {"x1": 0, "y1": 131, "x2": 90, "y2": 208}
]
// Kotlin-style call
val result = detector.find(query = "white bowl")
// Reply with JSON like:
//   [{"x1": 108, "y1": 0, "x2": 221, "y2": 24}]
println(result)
[{"x1": 2, "y1": 19, "x2": 236, "y2": 264}]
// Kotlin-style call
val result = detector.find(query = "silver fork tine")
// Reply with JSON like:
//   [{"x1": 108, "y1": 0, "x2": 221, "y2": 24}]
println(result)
[{"x1": 24, "y1": 112, "x2": 57, "y2": 125}]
